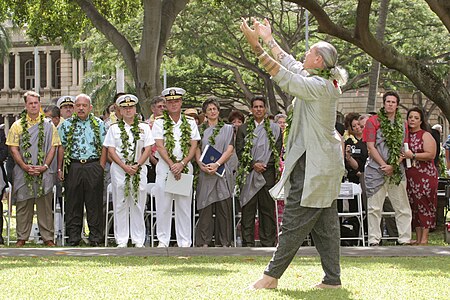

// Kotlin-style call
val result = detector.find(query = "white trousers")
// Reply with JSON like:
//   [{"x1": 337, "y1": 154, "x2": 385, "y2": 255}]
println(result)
[
  {"x1": 111, "y1": 163, "x2": 147, "y2": 245},
  {"x1": 367, "y1": 180, "x2": 412, "y2": 244},
  {"x1": 154, "y1": 162, "x2": 192, "y2": 247}
]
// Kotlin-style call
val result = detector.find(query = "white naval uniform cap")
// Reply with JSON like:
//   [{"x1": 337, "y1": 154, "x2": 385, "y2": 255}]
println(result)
[{"x1": 56, "y1": 96, "x2": 75, "y2": 108}]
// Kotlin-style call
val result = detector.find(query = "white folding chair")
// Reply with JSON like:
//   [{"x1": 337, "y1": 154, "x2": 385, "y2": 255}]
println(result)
[
  {"x1": 53, "y1": 185, "x2": 66, "y2": 246},
  {"x1": 3, "y1": 182, "x2": 12, "y2": 246},
  {"x1": 191, "y1": 191, "x2": 198, "y2": 247},
  {"x1": 144, "y1": 182, "x2": 156, "y2": 247},
  {"x1": 337, "y1": 182, "x2": 365, "y2": 246},
  {"x1": 104, "y1": 183, "x2": 114, "y2": 246},
  {"x1": 232, "y1": 186, "x2": 241, "y2": 247}
]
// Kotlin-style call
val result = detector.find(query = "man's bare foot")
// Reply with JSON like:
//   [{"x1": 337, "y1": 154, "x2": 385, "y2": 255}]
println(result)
[
  {"x1": 247, "y1": 274, "x2": 278, "y2": 290},
  {"x1": 314, "y1": 283, "x2": 342, "y2": 289}
]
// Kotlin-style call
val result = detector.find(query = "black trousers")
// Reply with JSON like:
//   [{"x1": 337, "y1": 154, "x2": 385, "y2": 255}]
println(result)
[
  {"x1": 65, "y1": 161, "x2": 104, "y2": 243},
  {"x1": 241, "y1": 186, "x2": 277, "y2": 247}
]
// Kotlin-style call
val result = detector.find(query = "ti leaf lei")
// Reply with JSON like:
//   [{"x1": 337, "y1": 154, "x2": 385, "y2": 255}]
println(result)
[
  {"x1": 199, "y1": 119, "x2": 225, "y2": 147},
  {"x1": 307, "y1": 68, "x2": 331, "y2": 79},
  {"x1": 378, "y1": 107, "x2": 404, "y2": 185},
  {"x1": 195, "y1": 119, "x2": 225, "y2": 188},
  {"x1": 235, "y1": 115, "x2": 280, "y2": 195},
  {"x1": 163, "y1": 110, "x2": 192, "y2": 173},
  {"x1": 264, "y1": 117, "x2": 281, "y2": 181},
  {"x1": 20, "y1": 111, "x2": 45, "y2": 197},
  {"x1": 63, "y1": 113, "x2": 102, "y2": 174},
  {"x1": 118, "y1": 115, "x2": 141, "y2": 204},
  {"x1": 284, "y1": 105, "x2": 294, "y2": 145}
]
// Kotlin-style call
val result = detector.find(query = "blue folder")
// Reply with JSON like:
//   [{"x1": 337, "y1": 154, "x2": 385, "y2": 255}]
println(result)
[{"x1": 199, "y1": 145, "x2": 225, "y2": 177}]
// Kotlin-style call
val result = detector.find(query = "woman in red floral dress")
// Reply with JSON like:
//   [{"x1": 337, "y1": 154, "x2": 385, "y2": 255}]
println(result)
[{"x1": 403, "y1": 107, "x2": 438, "y2": 245}]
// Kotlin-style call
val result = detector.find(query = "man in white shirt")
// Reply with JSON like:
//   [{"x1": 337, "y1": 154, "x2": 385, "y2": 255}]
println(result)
[
  {"x1": 103, "y1": 94, "x2": 154, "y2": 248},
  {"x1": 151, "y1": 87, "x2": 200, "y2": 247}
]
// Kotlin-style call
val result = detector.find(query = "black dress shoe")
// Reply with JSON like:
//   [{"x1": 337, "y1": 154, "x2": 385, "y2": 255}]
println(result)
[{"x1": 68, "y1": 241, "x2": 80, "y2": 246}]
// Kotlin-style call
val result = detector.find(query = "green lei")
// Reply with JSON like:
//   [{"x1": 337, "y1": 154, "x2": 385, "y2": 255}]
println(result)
[
  {"x1": 163, "y1": 110, "x2": 192, "y2": 173},
  {"x1": 284, "y1": 105, "x2": 294, "y2": 145},
  {"x1": 307, "y1": 68, "x2": 331, "y2": 79},
  {"x1": 63, "y1": 113, "x2": 102, "y2": 174},
  {"x1": 199, "y1": 119, "x2": 225, "y2": 147},
  {"x1": 20, "y1": 111, "x2": 45, "y2": 197},
  {"x1": 439, "y1": 146, "x2": 447, "y2": 178},
  {"x1": 235, "y1": 115, "x2": 280, "y2": 195},
  {"x1": 378, "y1": 107, "x2": 404, "y2": 185},
  {"x1": 194, "y1": 119, "x2": 225, "y2": 189},
  {"x1": 118, "y1": 115, "x2": 141, "y2": 204}
]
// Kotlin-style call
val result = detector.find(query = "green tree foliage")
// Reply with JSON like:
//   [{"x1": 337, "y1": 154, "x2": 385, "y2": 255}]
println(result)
[
  {"x1": 2, "y1": 0, "x2": 188, "y2": 117},
  {"x1": 293, "y1": 0, "x2": 450, "y2": 120},
  {"x1": 0, "y1": 24, "x2": 11, "y2": 62},
  {"x1": 168, "y1": 0, "x2": 315, "y2": 113},
  {"x1": 169, "y1": 0, "x2": 449, "y2": 113}
]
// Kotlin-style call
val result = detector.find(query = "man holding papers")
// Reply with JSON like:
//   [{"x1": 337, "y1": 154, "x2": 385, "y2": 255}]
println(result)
[
  {"x1": 103, "y1": 94, "x2": 154, "y2": 248},
  {"x1": 235, "y1": 96, "x2": 282, "y2": 247},
  {"x1": 152, "y1": 87, "x2": 200, "y2": 247},
  {"x1": 195, "y1": 98, "x2": 235, "y2": 247}
]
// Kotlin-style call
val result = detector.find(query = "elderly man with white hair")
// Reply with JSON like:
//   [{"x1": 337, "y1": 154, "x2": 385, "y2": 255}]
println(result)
[{"x1": 241, "y1": 17, "x2": 348, "y2": 289}]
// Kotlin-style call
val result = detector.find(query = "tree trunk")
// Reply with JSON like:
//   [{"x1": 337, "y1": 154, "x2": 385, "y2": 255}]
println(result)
[
  {"x1": 366, "y1": 0, "x2": 390, "y2": 113},
  {"x1": 76, "y1": 0, "x2": 189, "y2": 118}
]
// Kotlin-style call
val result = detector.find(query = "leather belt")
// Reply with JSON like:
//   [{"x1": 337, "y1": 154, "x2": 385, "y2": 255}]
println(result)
[{"x1": 71, "y1": 158, "x2": 99, "y2": 164}]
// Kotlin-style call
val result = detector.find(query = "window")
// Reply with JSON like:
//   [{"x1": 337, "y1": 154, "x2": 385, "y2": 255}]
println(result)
[
  {"x1": 24, "y1": 59, "x2": 34, "y2": 90},
  {"x1": 54, "y1": 59, "x2": 61, "y2": 89}
]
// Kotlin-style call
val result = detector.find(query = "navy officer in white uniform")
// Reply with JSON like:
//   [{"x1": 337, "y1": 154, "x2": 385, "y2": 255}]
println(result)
[
  {"x1": 151, "y1": 87, "x2": 200, "y2": 247},
  {"x1": 103, "y1": 94, "x2": 154, "y2": 247}
]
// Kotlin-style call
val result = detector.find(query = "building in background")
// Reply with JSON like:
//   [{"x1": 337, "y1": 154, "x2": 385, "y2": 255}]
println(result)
[{"x1": 0, "y1": 24, "x2": 84, "y2": 132}]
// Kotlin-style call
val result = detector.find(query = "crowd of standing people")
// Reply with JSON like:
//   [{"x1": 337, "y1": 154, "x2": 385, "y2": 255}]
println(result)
[
  {"x1": 0, "y1": 68, "x2": 444, "y2": 252},
  {"x1": 0, "y1": 19, "x2": 446, "y2": 291}
]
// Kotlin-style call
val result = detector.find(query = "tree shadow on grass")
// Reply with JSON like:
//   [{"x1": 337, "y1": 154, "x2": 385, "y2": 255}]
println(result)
[
  {"x1": 276, "y1": 287, "x2": 353, "y2": 300},
  {"x1": 0, "y1": 256, "x2": 275, "y2": 270},
  {"x1": 155, "y1": 266, "x2": 233, "y2": 276}
]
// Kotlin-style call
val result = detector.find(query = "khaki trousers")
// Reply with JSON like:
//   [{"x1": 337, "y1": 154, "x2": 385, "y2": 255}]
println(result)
[
  {"x1": 367, "y1": 180, "x2": 412, "y2": 244},
  {"x1": 16, "y1": 192, "x2": 54, "y2": 241}
]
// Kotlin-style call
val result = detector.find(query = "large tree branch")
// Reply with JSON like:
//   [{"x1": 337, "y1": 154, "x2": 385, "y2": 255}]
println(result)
[
  {"x1": 160, "y1": 0, "x2": 190, "y2": 62},
  {"x1": 208, "y1": 59, "x2": 255, "y2": 100},
  {"x1": 74, "y1": 0, "x2": 137, "y2": 81},
  {"x1": 355, "y1": 0, "x2": 373, "y2": 43},
  {"x1": 289, "y1": 0, "x2": 450, "y2": 121},
  {"x1": 425, "y1": 0, "x2": 450, "y2": 33}
]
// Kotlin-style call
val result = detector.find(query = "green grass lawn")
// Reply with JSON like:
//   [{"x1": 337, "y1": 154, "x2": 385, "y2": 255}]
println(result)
[{"x1": 0, "y1": 256, "x2": 449, "y2": 299}]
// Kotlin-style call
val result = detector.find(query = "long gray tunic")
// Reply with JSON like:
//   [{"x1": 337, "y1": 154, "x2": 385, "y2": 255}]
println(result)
[
  {"x1": 239, "y1": 121, "x2": 281, "y2": 207},
  {"x1": 196, "y1": 124, "x2": 234, "y2": 210},
  {"x1": 13, "y1": 121, "x2": 56, "y2": 202},
  {"x1": 269, "y1": 54, "x2": 345, "y2": 208}
]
